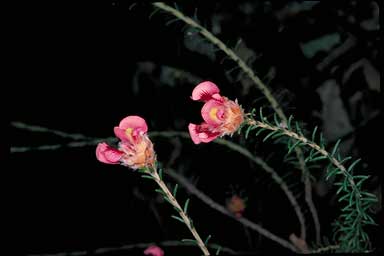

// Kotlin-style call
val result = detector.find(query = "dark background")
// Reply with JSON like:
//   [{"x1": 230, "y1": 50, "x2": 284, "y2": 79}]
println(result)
[{"x1": 12, "y1": 1, "x2": 381, "y2": 255}]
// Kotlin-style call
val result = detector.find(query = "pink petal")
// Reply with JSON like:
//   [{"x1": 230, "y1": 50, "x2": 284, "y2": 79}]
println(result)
[
  {"x1": 96, "y1": 142, "x2": 123, "y2": 164},
  {"x1": 188, "y1": 123, "x2": 202, "y2": 144},
  {"x1": 191, "y1": 81, "x2": 221, "y2": 101},
  {"x1": 201, "y1": 99, "x2": 225, "y2": 125},
  {"x1": 144, "y1": 245, "x2": 164, "y2": 256},
  {"x1": 188, "y1": 123, "x2": 220, "y2": 144},
  {"x1": 114, "y1": 127, "x2": 129, "y2": 142},
  {"x1": 118, "y1": 115, "x2": 148, "y2": 133}
]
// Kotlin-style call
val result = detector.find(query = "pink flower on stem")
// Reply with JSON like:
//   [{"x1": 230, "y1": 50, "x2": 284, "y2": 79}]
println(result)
[
  {"x1": 188, "y1": 81, "x2": 244, "y2": 144},
  {"x1": 96, "y1": 116, "x2": 156, "y2": 170},
  {"x1": 144, "y1": 245, "x2": 164, "y2": 256}
]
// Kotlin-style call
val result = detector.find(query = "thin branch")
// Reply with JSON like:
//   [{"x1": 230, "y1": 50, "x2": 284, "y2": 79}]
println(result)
[
  {"x1": 11, "y1": 121, "x2": 99, "y2": 141},
  {"x1": 10, "y1": 139, "x2": 113, "y2": 153}
]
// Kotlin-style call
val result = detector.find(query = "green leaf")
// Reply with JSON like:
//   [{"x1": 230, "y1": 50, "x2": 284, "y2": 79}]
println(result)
[
  {"x1": 311, "y1": 126, "x2": 318, "y2": 141},
  {"x1": 245, "y1": 125, "x2": 255, "y2": 139},
  {"x1": 165, "y1": 18, "x2": 180, "y2": 26},
  {"x1": 360, "y1": 191, "x2": 377, "y2": 199},
  {"x1": 310, "y1": 155, "x2": 327, "y2": 163},
  {"x1": 339, "y1": 156, "x2": 352, "y2": 164},
  {"x1": 341, "y1": 204, "x2": 353, "y2": 212},
  {"x1": 141, "y1": 175, "x2": 155, "y2": 180},
  {"x1": 173, "y1": 184, "x2": 178, "y2": 197},
  {"x1": 163, "y1": 196, "x2": 174, "y2": 206},
  {"x1": 344, "y1": 211, "x2": 357, "y2": 221},
  {"x1": 251, "y1": 108, "x2": 257, "y2": 117},
  {"x1": 347, "y1": 159, "x2": 361, "y2": 172},
  {"x1": 338, "y1": 193, "x2": 350, "y2": 202},
  {"x1": 137, "y1": 168, "x2": 147, "y2": 173},
  {"x1": 273, "y1": 113, "x2": 280, "y2": 126},
  {"x1": 263, "y1": 130, "x2": 280, "y2": 142},
  {"x1": 348, "y1": 192, "x2": 356, "y2": 207},
  {"x1": 326, "y1": 167, "x2": 341, "y2": 180},
  {"x1": 149, "y1": 8, "x2": 161, "y2": 19},
  {"x1": 189, "y1": 218, "x2": 194, "y2": 229},
  {"x1": 287, "y1": 140, "x2": 301, "y2": 155},
  {"x1": 363, "y1": 214, "x2": 376, "y2": 225},
  {"x1": 171, "y1": 215, "x2": 185, "y2": 224},
  {"x1": 319, "y1": 133, "x2": 325, "y2": 148},
  {"x1": 181, "y1": 239, "x2": 197, "y2": 245},
  {"x1": 361, "y1": 231, "x2": 369, "y2": 242},
  {"x1": 183, "y1": 198, "x2": 190, "y2": 213},
  {"x1": 173, "y1": 206, "x2": 182, "y2": 213},
  {"x1": 215, "y1": 246, "x2": 222, "y2": 255},
  {"x1": 295, "y1": 122, "x2": 302, "y2": 135},
  {"x1": 336, "y1": 183, "x2": 346, "y2": 195},
  {"x1": 158, "y1": 168, "x2": 163, "y2": 180},
  {"x1": 255, "y1": 128, "x2": 266, "y2": 137},
  {"x1": 301, "y1": 33, "x2": 341, "y2": 58},
  {"x1": 287, "y1": 115, "x2": 293, "y2": 129},
  {"x1": 355, "y1": 175, "x2": 369, "y2": 188},
  {"x1": 363, "y1": 197, "x2": 378, "y2": 204},
  {"x1": 155, "y1": 189, "x2": 165, "y2": 195},
  {"x1": 204, "y1": 234, "x2": 212, "y2": 245},
  {"x1": 259, "y1": 107, "x2": 264, "y2": 121},
  {"x1": 331, "y1": 139, "x2": 342, "y2": 156}
]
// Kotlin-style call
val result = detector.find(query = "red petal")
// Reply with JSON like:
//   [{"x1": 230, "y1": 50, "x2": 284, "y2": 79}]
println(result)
[
  {"x1": 191, "y1": 81, "x2": 221, "y2": 101},
  {"x1": 118, "y1": 115, "x2": 148, "y2": 133},
  {"x1": 96, "y1": 142, "x2": 123, "y2": 164},
  {"x1": 201, "y1": 99, "x2": 225, "y2": 125}
]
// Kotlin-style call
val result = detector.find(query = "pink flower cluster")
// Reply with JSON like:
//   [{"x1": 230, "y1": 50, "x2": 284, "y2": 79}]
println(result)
[
  {"x1": 96, "y1": 116, "x2": 155, "y2": 169},
  {"x1": 188, "y1": 81, "x2": 244, "y2": 144}
]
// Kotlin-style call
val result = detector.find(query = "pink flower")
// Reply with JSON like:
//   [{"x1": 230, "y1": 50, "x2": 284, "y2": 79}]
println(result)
[
  {"x1": 188, "y1": 81, "x2": 244, "y2": 144},
  {"x1": 96, "y1": 116, "x2": 156, "y2": 170},
  {"x1": 144, "y1": 245, "x2": 164, "y2": 256},
  {"x1": 226, "y1": 195, "x2": 246, "y2": 218}
]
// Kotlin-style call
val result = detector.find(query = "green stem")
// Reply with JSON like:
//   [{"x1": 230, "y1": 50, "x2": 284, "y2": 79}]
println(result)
[{"x1": 149, "y1": 168, "x2": 210, "y2": 255}]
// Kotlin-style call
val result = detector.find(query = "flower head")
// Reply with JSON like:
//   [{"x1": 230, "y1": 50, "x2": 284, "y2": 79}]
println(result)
[
  {"x1": 96, "y1": 116, "x2": 156, "y2": 170},
  {"x1": 226, "y1": 195, "x2": 246, "y2": 218},
  {"x1": 144, "y1": 245, "x2": 164, "y2": 256},
  {"x1": 189, "y1": 81, "x2": 244, "y2": 144}
]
